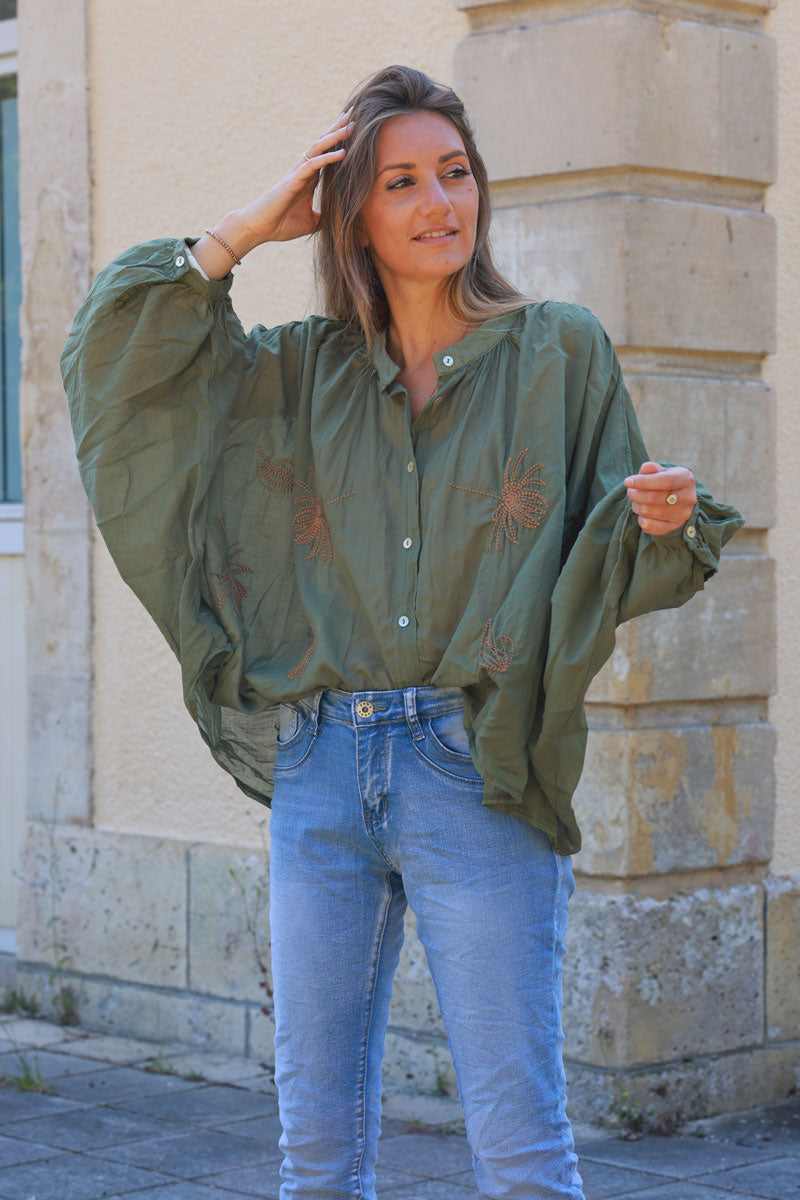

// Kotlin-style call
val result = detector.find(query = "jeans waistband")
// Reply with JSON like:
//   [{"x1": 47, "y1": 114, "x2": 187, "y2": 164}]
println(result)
[{"x1": 297, "y1": 685, "x2": 465, "y2": 732}]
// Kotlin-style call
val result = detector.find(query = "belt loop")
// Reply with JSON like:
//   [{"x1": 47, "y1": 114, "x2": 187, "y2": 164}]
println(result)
[{"x1": 404, "y1": 687, "x2": 424, "y2": 742}]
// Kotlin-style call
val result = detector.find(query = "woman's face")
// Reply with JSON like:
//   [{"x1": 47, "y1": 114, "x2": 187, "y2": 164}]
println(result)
[{"x1": 358, "y1": 110, "x2": 480, "y2": 292}]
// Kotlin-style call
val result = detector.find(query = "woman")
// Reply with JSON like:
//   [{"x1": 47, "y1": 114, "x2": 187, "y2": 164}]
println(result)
[{"x1": 61, "y1": 65, "x2": 744, "y2": 1200}]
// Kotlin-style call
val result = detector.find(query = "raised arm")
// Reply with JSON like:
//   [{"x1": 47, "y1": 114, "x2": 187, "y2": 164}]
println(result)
[{"x1": 190, "y1": 107, "x2": 354, "y2": 279}]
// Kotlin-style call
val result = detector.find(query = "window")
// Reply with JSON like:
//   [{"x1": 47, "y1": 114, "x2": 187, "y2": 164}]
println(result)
[{"x1": 0, "y1": 73, "x2": 19, "y2": 506}]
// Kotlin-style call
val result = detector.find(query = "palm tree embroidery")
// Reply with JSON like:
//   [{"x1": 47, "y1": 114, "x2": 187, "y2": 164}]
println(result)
[
  {"x1": 292, "y1": 469, "x2": 358, "y2": 564},
  {"x1": 256, "y1": 448, "x2": 295, "y2": 494},
  {"x1": 478, "y1": 617, "x2": 516, "y2": 673},
  {"x1": 449, "y1": 449, "x2": 548, "y2": 551},
  {"x1": 288, "y1": 624, "x2": 317, "y2": 680},
  {"x1": 216, "y1": 515, "x2": 254, "y2": 615}
]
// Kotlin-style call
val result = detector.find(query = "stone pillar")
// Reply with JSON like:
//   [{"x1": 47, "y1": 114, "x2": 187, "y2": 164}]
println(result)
[
  {"x1": 14, "y1": 0, "x2": 94, "y2": 1009},
  {"x1": 18, "y1": 0, "x2": 92, "y2": 826},
  {"x1": 455, "y1": 0, "x2": 788, "y2": 1125}
]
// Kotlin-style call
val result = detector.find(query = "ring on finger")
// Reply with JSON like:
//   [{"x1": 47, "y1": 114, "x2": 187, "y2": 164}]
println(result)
[
  {"x1": 666, "y1": 492, "x2": 678, "y2": 506},
  {"x1": 302, "y1": 150, "x2": 312, "y2": 162}
]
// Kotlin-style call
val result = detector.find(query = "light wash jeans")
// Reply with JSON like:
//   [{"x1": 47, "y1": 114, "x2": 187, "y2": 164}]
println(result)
[{"x1": 268, "y1": 684, "x2": 585, "y2": 1200}]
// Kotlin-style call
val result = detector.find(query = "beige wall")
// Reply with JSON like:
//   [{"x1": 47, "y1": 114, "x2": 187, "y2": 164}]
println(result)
[
  {"x1": 766, "y1": 1, "x2": 800, "y2": 876},
  {"x1": 88, "y1": 0, "x2": 796, "y2": 872},
  {"x1": 88, "y1": 0, "x2": 466, "y2": 842}
]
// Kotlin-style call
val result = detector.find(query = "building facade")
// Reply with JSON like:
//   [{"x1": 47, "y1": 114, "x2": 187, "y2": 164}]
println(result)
[{"x1": 3, "y1": 0, "x2": 797, "y2": 1126}]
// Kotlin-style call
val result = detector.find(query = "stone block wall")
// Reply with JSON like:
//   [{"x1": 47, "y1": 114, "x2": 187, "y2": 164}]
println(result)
[{"x1": 454, "y1": 0, "x2": 796, "y2": 1124}]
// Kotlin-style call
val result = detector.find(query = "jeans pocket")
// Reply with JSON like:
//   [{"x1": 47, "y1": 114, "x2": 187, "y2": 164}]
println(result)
[
  {"x1": 415, "y1": 709, "x2": 484, "y2": 785},
  {"x1": 427, "y1": 708, "x2": 473, "y2": 761},
  {"x1": 274, "y1": 700, "x2": 319, "y2": 771}
]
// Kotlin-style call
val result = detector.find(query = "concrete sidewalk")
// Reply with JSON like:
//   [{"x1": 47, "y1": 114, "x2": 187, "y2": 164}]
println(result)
[{"x1": 0, "y1": 1014, "x2": 796, "y2": 1199}]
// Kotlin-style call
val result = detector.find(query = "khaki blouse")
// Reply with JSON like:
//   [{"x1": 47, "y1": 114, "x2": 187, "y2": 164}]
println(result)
[{"x1": 60, "y1": 236, "x2": 745, "y2": 854}]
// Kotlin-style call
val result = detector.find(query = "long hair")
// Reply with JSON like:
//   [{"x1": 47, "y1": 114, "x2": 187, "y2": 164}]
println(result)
[{"x1": 314, "y1": 65, "x2": 530, "y2": 347}]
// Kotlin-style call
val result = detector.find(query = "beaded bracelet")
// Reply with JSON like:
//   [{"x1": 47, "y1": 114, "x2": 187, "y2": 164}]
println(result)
[{"x1": 205, "y1": 228, "x2": 242, "y2": 266}]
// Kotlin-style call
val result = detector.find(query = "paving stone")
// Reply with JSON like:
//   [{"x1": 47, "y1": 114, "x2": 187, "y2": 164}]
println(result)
[
  {"x1": 378, "y1": 1152, "x2": 471, "y2": 1192},
  {"x1": 0, "y1": 1132, "x2": 54, "y2": 1167},
  {"x1": 613, "y1": 1186, "x2": 763, "y2": 1200},
  {"x1": 0, "y1": 1148, "x2": 174, "y2": 1199},
  {"x1": 197, "y1": 1157, "x2": 284, "y2": 1198},
  {"x1": 684, "y1": 1099, "x2": 800, "y2": 1156},
  {"x1": 575, "y1": 1157, "x2": 674, "y2": 1197},
  {"x1": 45, "y1": 1032, "x2": 169, "y2": 1066},
  {"x1": 199, "y1": 1156, "x2": 423, "y2": 1197},
  {"x1": 0, "y1": 1018, "x2": 72, "y2": 1048},
  {"x1": 374, "y1": 1179, "x2": 479, "y2": 1198},
  {"x1": 0, "y1": 1047, "x2": 114, "y2": 1082},
  {"x1": 153, "y1": 1049, "x2": 268, "y2": 1087},
  {"x1": 5, "y1": 1104, "x2": 181, "y2": 1151},
  {"x1": 105, "y1": 1184, "x2": 258, "y2": 1200},
  {"x1": 86, "y1": 1127, "x2": 281, "y2": 1178},
  {"x1": 0, "y1": 1086, "x2": 89, "y2": 1123},
  {"x1": 374, "y1": 1130, "x2": 475, "y2": 1177},
  {"x1": 579, "y1": 1131, "x2": 785, "y2": 1177},
  {"x1": 208, "y1": 1111, "x2": 283, "y2": 1142},
  {"x1": 381, "y1": 1091, "x2": 464, "y2": 1128},
  {"x1": 110, "y1": 1082, "x2": 277, "y2": 1126},
  {"x1": 694, "y1": 1155, "x2": 800, "y2": 1199},
  {"x1": 227, "y1": 1071, "x2": 279, "y2": 1096},
  {"x1": 43, "y1": 1064, "x2": 208, "y2": 1105}
]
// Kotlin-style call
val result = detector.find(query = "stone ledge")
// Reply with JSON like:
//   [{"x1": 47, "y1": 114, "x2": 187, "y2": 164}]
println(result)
[
  {"x1": 628, "y1": 376, "x2": 775, "y2": 530},
  {"x1": 765, "y1": 874, "x2": 800, "y2": 1041},
  {"x1": 491, "y1": 195, "x2": 776, "y2": 353},
  {"x1": 16, "y1": 822, "x2": 188, "y2": 989},
  {"x1": 562, "y1": 883, "x2": 764, "y2": 1065},
  {"x1": 565, "y1": 1041, "x2": 799, "y2": 1128},
  {"x1": 14, "y1": 962, "x2": 249, "y2": 1059},
  {"x1": 455, "y1": 10, "x2": 776, "y2": 183},
  {"x1": 574, "y1": 721, "x2": 775, "y2": 875},
  {"x1": 587, "y1": 554, "x2": 775, "y2": 704}
]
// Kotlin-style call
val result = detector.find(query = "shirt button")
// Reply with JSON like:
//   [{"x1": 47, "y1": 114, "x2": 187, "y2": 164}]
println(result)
[
  {"x1": 686, "y1": 525, "x2": 696, "y2": 539},
  {"x1": 442, "y1": 354, "x2": 454, "y2": 367},
  {"x1": 398, "y1": 615, "x2": 409, "y2": 628},
  {"x1": 407, "y1": 461, "x2": 415, "y2": 473},
  {"x1": 403, "y1": 537, "x2": 413, "y2": 549},
  {"x1": 175, "y1": 255, "x2": 186, "y2": 267}
]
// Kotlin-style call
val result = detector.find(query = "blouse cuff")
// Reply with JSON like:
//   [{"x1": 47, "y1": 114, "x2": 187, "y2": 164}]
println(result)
[
  {"x1": 643, "y1": 489, "x2": 744, "y2": 578},
  {"x1": 174, "y1": 236, "x2": 234, "y2": 297},
  {"x1": 184, "y1": 239, "x2": 211, "y2": 281}
]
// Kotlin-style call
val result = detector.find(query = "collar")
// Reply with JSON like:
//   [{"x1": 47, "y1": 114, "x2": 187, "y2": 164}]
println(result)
[{"x1": 370, "y1": 306, "x2": 528, "y2": 393}]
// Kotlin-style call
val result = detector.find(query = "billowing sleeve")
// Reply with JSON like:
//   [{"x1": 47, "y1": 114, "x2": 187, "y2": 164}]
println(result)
[
  {"x1": 564, "y1": 311, "x2": 745, "y2": 617},
  {"x1": 60, "y1": 236, "x2": 304, "y2": 667},
  {"x1": 530, "y1": 314, "x2": 745, "y2": 828}
]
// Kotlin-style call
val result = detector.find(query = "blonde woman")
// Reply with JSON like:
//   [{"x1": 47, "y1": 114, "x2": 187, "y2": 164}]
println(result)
[{"x1": 62, "y1": 64, "x2": 744, "y2": 1200}]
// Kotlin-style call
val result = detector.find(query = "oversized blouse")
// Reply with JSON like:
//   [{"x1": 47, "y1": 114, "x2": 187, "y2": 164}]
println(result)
[{"x1": 59, "y1": 236, "x2": 745, "y2": 855}]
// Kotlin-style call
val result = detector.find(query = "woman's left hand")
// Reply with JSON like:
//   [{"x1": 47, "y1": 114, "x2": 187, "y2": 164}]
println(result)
[{"x1": 623, "y1": 461, "x2": 697, "y2": 534}]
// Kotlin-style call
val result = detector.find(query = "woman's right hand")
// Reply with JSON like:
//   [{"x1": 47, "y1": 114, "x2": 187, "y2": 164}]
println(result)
[
  {"x1": 238, "y1": 108, "x2": 354, "y2": 246},
  {"x1": 190, "y1": 109, "x2": 355, "y2": 278}
]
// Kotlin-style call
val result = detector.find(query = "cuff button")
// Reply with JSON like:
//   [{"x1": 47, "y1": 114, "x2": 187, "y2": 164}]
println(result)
[{"x1": 175, "y1": 255, "x2": 186, "y2": 267}]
